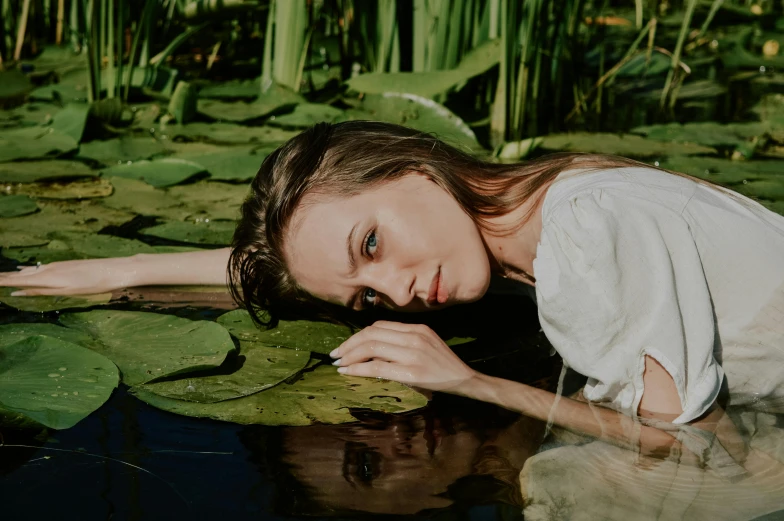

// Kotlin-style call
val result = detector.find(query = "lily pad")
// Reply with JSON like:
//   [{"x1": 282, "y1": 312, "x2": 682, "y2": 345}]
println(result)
[
  {"x1": 0, "y1": 160, "x2": 97, "y2": 183},
  {"x1": 0, "y1": 127, "x2": 79, "y2": 163},
  {"x1": 139, "y1": 341, "x2": 310, "y2": 403},
  {"x1": 631, "y1": 122, "x2": 770, "y2": 149},
  {"x1": 78, "y1": 136, "x2": 168, "y2": 165},
  {"x1": 59, "y1": 310, "x2": 236, "y2": 386},
  {"x1": 197, "y1": 83, "x2": 303, "y2": 122},
  {"x1": 216, "y1": 309, "x2": 352, "y2": 355},
  {"x1": 140, "y1": 220, "x2": 236, "y2": 245},
  {"x1": 8, "y1": 177, "x2": 113, "y2": 199},
  {"x1": 0, "y1": 287, "x2": 112, "y2": 312},
  {"x1": 0, "y1": 335, "x2": 119, "y2": 429},
  {"x1": 131, "y1": 363, "x2": 428, "y2": 426},
  {"x1": 198, "y1": 77, "x2": 263, "y2": 99},
  {"x1": 101, "y1": 158, "x2": 206, "y2": 187},
  {"x1": 0, "y1": 323, "x2": 103, "y2": 351},
  {"x1": 0, "y1": 70, "x2": 33, "y2": 108},
  {"x1": 659, "y1": 157, "x2": 784, "y2": 186},
  {"x1": 269, "y1": 103, "x2": 344, "y2": 128},
  {"x1": 0, "y1": 200, "x2": 135, "y2": 247},
  {"x1": 172, "y1": 146, "x2": 270, "y2": 182},
  {"x1": 166, "y1": 181, "x2": 247, "y2": 221},
  {"x1": 50, "y1": 103, "x2": 91, "y2": 143},
  {"x1": 0, "y1": 195, "x2": 38, "y2": 217},
  {"x1": 100, "y1": 176, "x2": 191, "y2": 220},
  {"x1": 160, "y1": 122, "x2": 298, "y2": 145},
  {"x1": 2, "y1": 231, "x2": 199, "y2": 264},
  {"x1": 537, "y1": 132, "x2": 715, "y2": 157},
  {"x1": 341, "y1": 93, "x2": 483, "y2": 153}
]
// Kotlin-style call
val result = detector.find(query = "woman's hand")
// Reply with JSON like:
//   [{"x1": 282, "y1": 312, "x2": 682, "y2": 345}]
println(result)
[
  {"x1": 330, "y1": 321, "x2": 478, "y2": 393},
  {"x1": 0, "y1": 257, "x2": 139, "y2": 296}
]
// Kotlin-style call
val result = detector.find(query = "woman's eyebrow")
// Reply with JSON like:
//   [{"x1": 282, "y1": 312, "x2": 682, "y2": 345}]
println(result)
[{"x1": 346, "y1": 223, "x2": 358, "y2": 272}]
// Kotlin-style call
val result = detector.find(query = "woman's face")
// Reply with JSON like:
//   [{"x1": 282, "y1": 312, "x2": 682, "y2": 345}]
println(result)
[{"x1": 284, "y1": 173, "x2": 492, "y2": 312}]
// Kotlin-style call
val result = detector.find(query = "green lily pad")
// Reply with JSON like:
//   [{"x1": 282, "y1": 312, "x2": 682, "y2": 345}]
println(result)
[
  {"x1": 341, "y1": 93, "x2": 483, "y2": 153},
  {"x1": 78, "y1": 136, "x2": 168, "y2": 165},
  {"x1": 216, "y1": 309, "x2": 352, "y2": 355},
  {"x1": 0, "y1": 160, "x2": 97, "y2": 183},
  {"x1": 9, "y1": 177, "x2": 114, "y2": 199},
  {"x1": 735, "y1": 180, "x2": 784, "y2": 201},
  {"x1": 197, "y1": 83, "x2": 303, "y2": 122},
  {"x1": 2, "y1": 231, "x2": 199, "y2": 264},
  {"x1": 631, "y1": 122, "x2": 770, "y2": 149},
  {"x1": 140, "y1": 220, "x2": 236, "y2": 245},
  {"x1": 0, "y1": 70, "x2": 33, "y2": 108},
  {"x1": 160, "y1": 122, "x2": 298, "y2": 145},
  {"x1": 537, "y1": 132, "x2": 715, "y2": 158},
  {"x1": 59, "y1": 310, "x2": 236, "y2": 386},
  {"x1": 0, "y1": 335, "x2": 119, "y2": 430},
  {"x1": 0, "y1": 195, "x2": 38, "y2": 217},
  {"x1": 172, "y1": 146, "x2": 270, "y2": 182},
  {"x1": 198, "y1": 77, "x2": 263, "y2": 99},
  {"x1": 100, "y1": 177, "x2": 191, "y2": 220},
  {"x1": 131, "y1": 363, "x2": 427, "y2": 426},
  {"x1": 139, "y1": 341, "x2": 310, "y2": 403},
  {"x1": 50, "y1": 103, "x2": 91, "y2": 143},
  {"x1": 0, "y1": 322, "x2": 103, "y2": 350},
  {"x1": 0, "y1": 127, "x2": 79, "y2": 163},
  {"x1": 0, "y1": 199, "x2": 135, "y2": 247},
  {"x1": 0, "y1": 287, "x2": 112, "y2": 312},
  {"x1": 166, "y1": 181, "x2": 247, "y2": 221},
  {"x1": 269, "y1": 103, "x2": 344, "y2": 128},
  {"x1": 101, "y1": 158, "x2": 206, "y2": 188},
  {"x1": 659, "y1": 157, "x2": 784, "y2": 185}
]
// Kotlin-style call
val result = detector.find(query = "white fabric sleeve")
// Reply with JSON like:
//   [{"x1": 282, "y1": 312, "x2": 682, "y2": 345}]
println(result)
[{"x1": 533, "y1": 188, "x2": 724, "y2": 423}]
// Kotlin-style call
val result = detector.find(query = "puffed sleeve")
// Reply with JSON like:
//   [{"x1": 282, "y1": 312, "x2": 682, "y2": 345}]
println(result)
[{"x1": 533, "y1": 189, "x2": 724, "y2": 424}]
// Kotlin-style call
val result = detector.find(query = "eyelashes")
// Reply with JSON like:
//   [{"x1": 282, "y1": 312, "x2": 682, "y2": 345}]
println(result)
[{"x1": 360, "y1": 229, "x2": 379, "y2": 308}]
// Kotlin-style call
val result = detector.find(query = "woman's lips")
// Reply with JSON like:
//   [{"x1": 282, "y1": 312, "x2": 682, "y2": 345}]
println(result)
[{"x1": 427, "y1": 269, "x2": 448, "y2": 305}]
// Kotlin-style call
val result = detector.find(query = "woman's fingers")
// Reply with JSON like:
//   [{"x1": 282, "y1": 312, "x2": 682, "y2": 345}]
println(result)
[
  {"x1": 331, "y1": 324, "x2": 421, "y2": 358},
  {"x1": 8, "y1": 287, "x2": 74, "y2": 297},
  {"x1": 337, "y1": 360, "x2": 406, "y2": 381},
  {"x1": 334, "y1": 342, "x2": 417, "y2": 367}
]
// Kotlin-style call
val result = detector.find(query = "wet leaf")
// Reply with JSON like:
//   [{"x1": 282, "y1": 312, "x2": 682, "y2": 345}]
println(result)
[
  {"x1": 0, "y1": 70, "x2": 33, "y2": 108},
  {"x1": 50, "y1": 103, "x2": 90, "y2": 143},
  {"x1": 160, "y1": 122, "x2": 298, "y2": 145},
  {"x1": 2, "y1": 231, "x2": 199, "y2": 264},
  {"x1": 101, "y1": 158, "x2": 206, "y2": 187},
  {"x1": 100, "y1": 176, "x2": 191, "y2": 220},
  {"x1": 0, "y1": 287, "x2": 112, "y2": 312},
  {"x1": 172, "y1": 146, "x2": 270, "y2": 182},
  {"x1": 166, "y1": 181, "x2": 247, "y2": 221},
  {"x1": 139, "y1": 341, "x2": 310, "y2": 403},
  {"x1": 8, "y1": 178, "x2": 113, "y2": 199},
  {"x1": 198, "y1": 77, "x2": 263, "y2": 99},
  {"x1": 0, "y1": 335, "x2": 118, "y2": 430},
  {"x1": 341, "y1": 93, "x2": 483, "y2": 153},
  {"x1": 0, "y1": 127, "x2": 79, "y2": 163},
  {"x1": 0, "y1": 160, "x2": 97, "y2": 183},
  {"x1": 77, "y1": 136, "x2": 168, "y2": 165},
  {"x1": 197, "y1": 84, "x2": 303, "y2": 122},
  {"x1": 59, "y1": 310, "x2": 236, "y2": 386},
  {"x1": 659, "y1": 157, "x2": 784, "y2": 185},
  {"x1": 631, "y1": 122, "x2": 769, "y2": 149},
  {"x1": 269, "y1": 103, "x2": 344, "y2": 128},
  {"x1": 0, "y1": 323, "x2": 104, "y2": 351},
  {"x1": 132, "y1": 363, "x2": 427, "y2": 426},
  {"x1": 140, "y1": 220, "x2": 236, "y2": 245},
  {"x1": 538, "y1": 132, "x2": 715, "y2": 157},
  {"x1": 216, "y1": 309, "x2": 352, "y2": 355},
  {"x1": 0, "y1": 195, "x2": 38, "y2": 217}
]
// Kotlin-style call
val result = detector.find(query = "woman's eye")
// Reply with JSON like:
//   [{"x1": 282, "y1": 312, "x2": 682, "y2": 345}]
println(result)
[
  {"x1": 364, "y1": 231, "x2": 378, "y2": 256},
  {"x1": 362, "y1": 288, "x2": 377, "y2": 307}
]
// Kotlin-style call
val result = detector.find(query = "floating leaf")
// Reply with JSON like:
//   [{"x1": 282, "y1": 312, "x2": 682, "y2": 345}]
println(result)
[
  {"x1": 269, "y1": 103, "x2": 344, "y2": 128},
  {"x1": 160, "y1": 122, "x2": 298, "y2": 145},
  {"x1": 100, "y1": 176, "x2": 191, "y2": 220},
  {"x1": 0, "y1": 200, "x2": 134, "y2": 247},
  {"x1": 659, "y1": 157, "x2": 784, "y2": 185},
  {"x1": 0, "y1": 160, "x2": 97, "y2": 183},
  {"x1": 0, "y1": 287, "x2": 112, "y2": 312},
  {"x1": 101, "y1": 158, "x2": 206, "y2": 187},
  {"x1": 172, "y1": 146, "x2": 270, "y2": 182},
  {"x1": 0, "y1": 70, "x2": 33, "y2": 108},
  {"x1": 140, "y1": 220, "x2": 236, "y2": 245},
  {"x1": 0, "y1": 127, "x2": 79, "y2": 163},
  {"x1": 0, "y1": 195, "x2": 38, "y2": 217},
  {"x1": 0, "y1": 335, "x2": 119, "y2": 430},
  {"x1": 50, "y1": 103, "x2": 90, "y2": 143},
  {"x1": 198, "y1": 77, "x2": 263, "y2": 99},
  {"x1": 139, "y1": 341, "x2": 310, "y2": 403},
  {"x1": 166, "y1": 181, "x2": 247, "y2": 221},
  {"x1": 216, "y1": 309, "x2": 352, "y2": 355},
  {"x1": 0, "y1": 323, "x2": 103, "y2": 351},
  {"x1": 132, "y1": 363, "x2": 427, "y2": 426},
  {"x1": 2, "y1": 231, "x2": 199, "y2": 264},
  {"x1": 59, "y1": 310, "x2": 236, "y2": 386},
  {"x1": 78, "y1": 136, "x2": 168, "y2": 165},
  {"x1": 538, "y1": 132, "x2": 715, "y2": 157},
  {"x1": 197, "y1": 84, "x2": 303, "y2": 122},
  {"x1": 8, "y1": 177, "x2": 113, "y2": 199},
  {"x1": 631, "y1": 122, "x2": 769, "y2": 149},
  {"x1": 341, "y1": 93, "x2": 483, "y2": 153}
]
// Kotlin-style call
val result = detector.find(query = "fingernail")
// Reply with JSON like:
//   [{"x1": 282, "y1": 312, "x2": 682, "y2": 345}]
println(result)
[
  {"x1": 332, "y1": 359, "x2": 342, "y2": 366},
  {"x1": 337, "y1": 367, "x2": 347, "y2": 374},
  {"x1": 329, "y1": 348, "x2": 339, "y2": 358},
  {"x1": 10, "y1": 291, "x2": 25, "y2": 296}
]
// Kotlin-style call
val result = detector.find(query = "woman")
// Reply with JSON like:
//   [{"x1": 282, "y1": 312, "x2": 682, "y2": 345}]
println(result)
[{"x1": 1, "y1": 121, "x2": 783, "y2": 453}]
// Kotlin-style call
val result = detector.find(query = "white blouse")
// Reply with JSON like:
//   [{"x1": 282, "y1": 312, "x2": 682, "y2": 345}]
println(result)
[{"x1": 533, "y1": 167, "x2": 784, "y2": 423}]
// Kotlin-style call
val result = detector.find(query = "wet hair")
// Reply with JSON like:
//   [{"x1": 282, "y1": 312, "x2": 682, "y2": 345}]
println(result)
[{"x1": 228, "y1": 120, "x2": 647, "y2": 327}]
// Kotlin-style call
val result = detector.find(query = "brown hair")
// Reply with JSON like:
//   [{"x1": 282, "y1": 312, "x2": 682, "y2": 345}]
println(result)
[{"x1": 228, "y1": 120, "x2": 649, "y2": 327}]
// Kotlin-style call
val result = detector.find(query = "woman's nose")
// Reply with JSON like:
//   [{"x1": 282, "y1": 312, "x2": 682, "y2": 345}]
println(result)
[{"x1": 373, "y1": 267, "x2": 416, "y2": 308}]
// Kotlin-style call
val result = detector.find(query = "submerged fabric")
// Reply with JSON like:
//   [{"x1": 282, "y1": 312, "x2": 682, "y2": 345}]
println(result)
[{"x1": 533, "y1": 167, "x2": 784, "y2": 423}]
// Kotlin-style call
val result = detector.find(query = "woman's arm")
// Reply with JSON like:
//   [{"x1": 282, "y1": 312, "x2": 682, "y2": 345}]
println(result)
[{"x1": 0, "y1": 248, "x2": 232, "y2": 296}]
